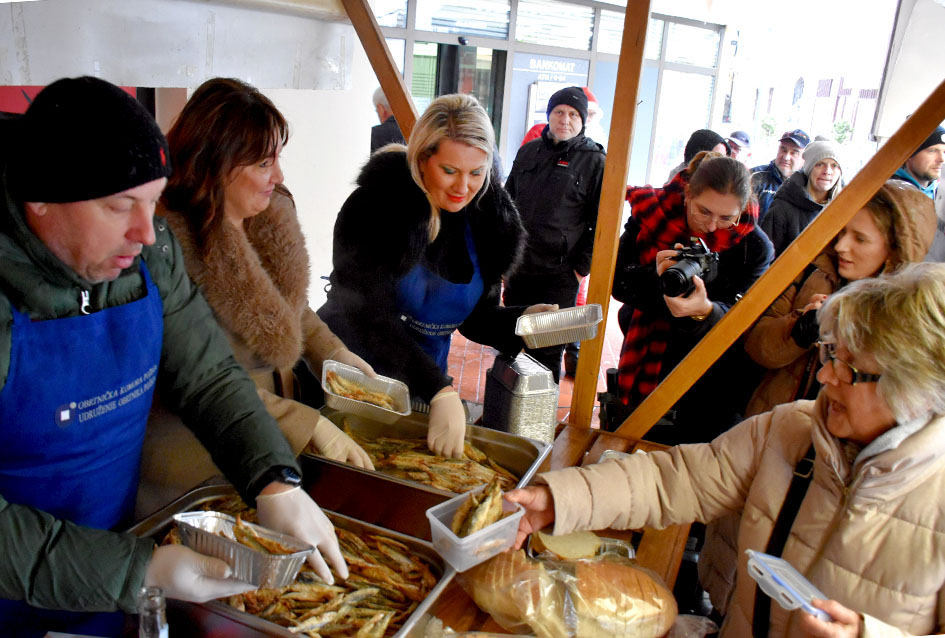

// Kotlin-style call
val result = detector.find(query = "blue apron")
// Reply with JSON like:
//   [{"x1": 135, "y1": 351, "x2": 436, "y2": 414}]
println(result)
[
  {"x1": 0, "y1": 262, "x2": 163, "y2": 636},
  {"x1": 396, "y1": 223, "x2": 484, "y2": 372}
]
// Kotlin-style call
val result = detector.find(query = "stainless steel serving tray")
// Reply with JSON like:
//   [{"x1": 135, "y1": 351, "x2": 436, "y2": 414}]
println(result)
[
  {"x1": 312, "y1": 409, "x2": 553, "y2": 497},
  {"x1": 128, "y1": 484, "x2": 454, "y2": 638}
]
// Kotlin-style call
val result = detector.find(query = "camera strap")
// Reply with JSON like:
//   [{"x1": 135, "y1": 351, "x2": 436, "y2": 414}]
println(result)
[{"x1": 752, "y1": 443, "x2": 816, "y2": 637}]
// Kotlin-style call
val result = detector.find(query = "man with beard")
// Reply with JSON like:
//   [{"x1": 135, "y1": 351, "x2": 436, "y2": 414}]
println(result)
[{"x1": 893, "y1": 125, "x2": 945, "y2": 261}]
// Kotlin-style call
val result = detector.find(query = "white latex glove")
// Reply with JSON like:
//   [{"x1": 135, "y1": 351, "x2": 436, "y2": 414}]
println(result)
[
  {"x1": 255, "y1": 486, "x2": 348, "y2": 584},
  {"x1": 427, "y1": 388, "x2": 466, "y2": 459},
  {"x1": 327, "y1": 347, "x2": 376, "y2": 377},
  {"x1": 143, "y1": 544, "x2": 256, "y2": 602},
  {"x1": 311, "y1": 415, "x2": 375, "y2": 470},
  {"x1": 523, "y1": 303, "x2": 558, "y2": 315}
]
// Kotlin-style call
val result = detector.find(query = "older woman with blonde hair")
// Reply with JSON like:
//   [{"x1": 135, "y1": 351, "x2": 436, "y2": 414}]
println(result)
[
  {"x1": 318, "y1": 94, "x2": 549, "y2": 458},
  {"x1": 510, "y1": 262, "x2": 945, "y2": 637}
]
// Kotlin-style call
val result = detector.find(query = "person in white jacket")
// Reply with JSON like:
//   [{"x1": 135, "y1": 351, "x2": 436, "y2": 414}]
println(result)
[{"x1": 509, "y1": 262, "x2": 945, "y2": 637}]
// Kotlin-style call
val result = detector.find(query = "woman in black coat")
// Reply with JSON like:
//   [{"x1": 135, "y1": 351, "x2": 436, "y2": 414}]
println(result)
[{"x1": 318, "y1": 94, "x2": 548, "y2": 458}]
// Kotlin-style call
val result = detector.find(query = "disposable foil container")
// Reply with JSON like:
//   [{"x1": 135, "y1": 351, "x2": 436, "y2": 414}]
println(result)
[
  {"x1": 322, "y1": 360, "x2": 411, "y2": 424},
  {"x1": 482, "y1": 353, "x2": 558, "y2": 443},
  {"x1": 515, "y1": 303, "x2": 603, "y2": 349},
  {"x1": 173, "y1": 511, "x2": 313, "y2": 588}
]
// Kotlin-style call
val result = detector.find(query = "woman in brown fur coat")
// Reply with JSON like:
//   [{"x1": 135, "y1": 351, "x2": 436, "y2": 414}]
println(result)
[{"x1": 138, "y1": 78, "x2": 372, "y2": 514}]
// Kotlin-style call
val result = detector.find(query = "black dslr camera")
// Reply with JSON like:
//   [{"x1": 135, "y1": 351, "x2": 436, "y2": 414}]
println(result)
[{"x1": 659, "y1": 237, "x2": 720, "y2": 298}]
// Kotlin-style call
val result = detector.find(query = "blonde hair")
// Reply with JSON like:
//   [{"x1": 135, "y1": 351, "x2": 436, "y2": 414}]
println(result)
[
  {"x1": 406, "y1": 94, "x2": 494, "y2": 240},
  {"x1": 819, "y1": 262, "x2": 945, "y2": 423}
]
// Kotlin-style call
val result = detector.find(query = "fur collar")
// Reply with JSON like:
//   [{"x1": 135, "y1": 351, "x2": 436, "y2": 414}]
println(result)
[
  {"x1": 160, "y1": 184, "x2": 310, "y2": 370},
  {"x1": 349, "y1": 148, "x2": 525, "y2": 288}
]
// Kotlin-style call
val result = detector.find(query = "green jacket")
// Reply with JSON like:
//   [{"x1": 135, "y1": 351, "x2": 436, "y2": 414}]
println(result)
[{"x1": 0, "y1": 175, "x2": 300, "y2": 614}]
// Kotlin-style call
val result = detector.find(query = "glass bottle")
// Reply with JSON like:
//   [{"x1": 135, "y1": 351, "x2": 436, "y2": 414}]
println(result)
[{"x1": 137, "y1": 586, "x2": 169, "y2": 638}]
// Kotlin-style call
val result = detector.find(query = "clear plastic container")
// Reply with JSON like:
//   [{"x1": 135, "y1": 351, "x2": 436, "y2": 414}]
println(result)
[
  {"x1": 426, "y1": 484, "x2": 524, "y2": 572},
  {"x1": 746, "y1": 550, "x2": 832, "y2": 621},
  {"x1": 321, "y1": 360, "x2": 411, "y2": 424},
  {"x1": 173, "y1": 511, "x2": 314, "y2": 588},
  {"x1": 515, "y1": 304, "x2": 603, "y2": 349}
]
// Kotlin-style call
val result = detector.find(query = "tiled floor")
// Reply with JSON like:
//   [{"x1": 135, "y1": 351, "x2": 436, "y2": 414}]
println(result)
[{"x1": 447, "y1": 303, "x2": 625, "y2": 427}]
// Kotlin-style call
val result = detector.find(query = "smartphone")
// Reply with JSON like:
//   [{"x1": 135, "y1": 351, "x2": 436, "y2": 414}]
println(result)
[{"x1": 746, "y1": 550, "x2": 832, "y2": 622}]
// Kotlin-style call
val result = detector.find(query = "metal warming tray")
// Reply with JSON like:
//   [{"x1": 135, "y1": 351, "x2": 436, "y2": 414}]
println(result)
[
  {"x1": 312, "y1": 409, "x2": 552, "y2": 498},
  {"x1": 128, "y1": 484, "x2": 454, "y2": 638},
  {"x1": 515, "y1": 303, "x2": 603, "y2": 349}
]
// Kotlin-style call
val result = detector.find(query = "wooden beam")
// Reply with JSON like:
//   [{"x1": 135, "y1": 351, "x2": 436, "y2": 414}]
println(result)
[
  {"x1": 568, "y1": 0, "x2": 651, "y2": 427},
  {"x1": 339, "y1": 0, "x2": 418, "y2": 139},
  {"x1": 613, "y1": 77, "x2": 945, "y2": 440}
]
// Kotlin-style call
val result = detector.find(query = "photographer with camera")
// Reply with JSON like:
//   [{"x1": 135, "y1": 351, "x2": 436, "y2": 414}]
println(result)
[{"x1": 608, "y1": 151, "x2": 773, "y2": 442}]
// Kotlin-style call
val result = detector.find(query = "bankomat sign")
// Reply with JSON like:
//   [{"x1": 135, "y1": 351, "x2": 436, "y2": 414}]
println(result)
[{"x1": 528, "y1": 58, "x2": 579, "y2": 81}]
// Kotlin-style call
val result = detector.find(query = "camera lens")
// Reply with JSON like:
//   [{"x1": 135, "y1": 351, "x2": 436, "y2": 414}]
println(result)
[{"x1": 659, "y1": 259, "x2": 703, "y2": 297}]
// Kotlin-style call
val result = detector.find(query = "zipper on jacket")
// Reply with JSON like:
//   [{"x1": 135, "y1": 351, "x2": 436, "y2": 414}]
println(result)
[{"x1": 80, "y1": 290, "x2": 91, "y2": 315}]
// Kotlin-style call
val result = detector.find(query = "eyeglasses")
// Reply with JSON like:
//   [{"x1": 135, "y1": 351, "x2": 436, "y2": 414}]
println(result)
[
  {"x1": 817, "y1": 342, "x2": 882, "y2": 386},
  {"x1": 690, "y1": 202, "x2": 740, "y2": 230}
]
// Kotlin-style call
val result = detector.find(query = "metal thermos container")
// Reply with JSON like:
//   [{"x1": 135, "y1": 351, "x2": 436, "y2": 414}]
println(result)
[{"x1": 482, "y1": 353, "x2": 558, "y2": 443}]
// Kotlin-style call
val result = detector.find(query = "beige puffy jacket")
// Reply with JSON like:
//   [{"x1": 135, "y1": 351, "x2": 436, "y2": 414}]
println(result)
[{"x1": 541, "y1": 396, "x2": 945, "y2": 637}]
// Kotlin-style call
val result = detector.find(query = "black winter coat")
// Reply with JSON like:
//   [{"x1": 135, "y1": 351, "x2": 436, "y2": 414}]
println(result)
[
  {"x1": 613, "y1": 216, "x2": 774, "y2": 440},
  {"x1": 761, "y1": 170, "x2": 824, "y2": 257},
  {"x1": 317, "y1": 149, "x2": 527, "y2": 401},
  {"x1": 505, "y1": 128, "x2": 605, "y2": 276}
]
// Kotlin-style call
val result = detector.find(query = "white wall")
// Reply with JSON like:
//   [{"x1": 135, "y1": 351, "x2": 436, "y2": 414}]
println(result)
[{"x1": 264, "y1": 49, "x2": 379, "y2": 309}]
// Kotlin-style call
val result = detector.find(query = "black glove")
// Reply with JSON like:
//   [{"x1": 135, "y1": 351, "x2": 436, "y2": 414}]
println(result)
[{"x1": 790, "y1": 309, "x2": 820, "y2": 349}]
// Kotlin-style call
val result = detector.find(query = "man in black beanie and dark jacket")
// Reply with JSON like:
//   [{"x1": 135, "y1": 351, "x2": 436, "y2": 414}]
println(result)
[
  {"x1": 504, "y1": 86, "x2": 605, "y2": 381},
  {"x1": 0, "y1": 76, "x2": 347, "y2": 636}
]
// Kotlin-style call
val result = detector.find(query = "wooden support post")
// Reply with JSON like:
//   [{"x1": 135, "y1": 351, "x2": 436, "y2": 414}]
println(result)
[
  {"x1": 340, "y1": 0, "x2": 418, "y2": 138},
  {"x1": 568, "y1": 0, "x2": 651, "y2": 427},
  {"x1": 613, "y1": 77, "x2": 945, "y2": 440}
]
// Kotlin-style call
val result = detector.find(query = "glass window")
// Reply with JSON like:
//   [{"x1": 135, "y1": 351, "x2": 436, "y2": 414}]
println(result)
[
  {"x1": 599, "y1": 14, "x2": 662, "y2": 59},
  {"x1": 412, "y1": 42, "x2": 438, "y2": 114},
  {"x1": 374, "y1": 0, "x2": 407, "y2": 28},
  {"x1": 515, "y1": 0, "x2": 594, "y2": 50},
  {"x1": 648, "y1": 70, "x2": 715, "y2": 183},
  {"x1": 664, "y1": 22, "x2": 720, "y2": 67},
  {"x1": 415, "y1": 0, "x2": 510, "y2": 39},
  {"x1": 386, "y1": 38, "x2": 406, "y2": 74}
]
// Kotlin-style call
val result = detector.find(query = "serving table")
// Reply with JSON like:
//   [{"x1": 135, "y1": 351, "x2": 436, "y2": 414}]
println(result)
[
  {"x1": 421, "y1": 423, "x2": 691, "y2": 634},
  {"x1": 120, "y1": 425, "x2": 689, "y2": 637}
]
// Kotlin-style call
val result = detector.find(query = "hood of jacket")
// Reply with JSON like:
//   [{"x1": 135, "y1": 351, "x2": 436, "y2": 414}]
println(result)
[
  {"x1": 772, "y1": 169, "x2": 822, "y2": 213},
  {"x1": 351, "y1": 147, "x2": 526, "y2": 288},
  {"x1": 881, "y1": 179, "x2": 937, "y2": 268}
]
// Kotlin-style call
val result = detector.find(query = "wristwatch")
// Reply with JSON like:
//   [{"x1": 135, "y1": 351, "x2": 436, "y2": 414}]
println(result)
[
  {"x1": 252, "y1": 465, "x2": 302, "y2": 497},
  {"x1": 690, "y1": 313, "x2": 709, "y2": 321}
]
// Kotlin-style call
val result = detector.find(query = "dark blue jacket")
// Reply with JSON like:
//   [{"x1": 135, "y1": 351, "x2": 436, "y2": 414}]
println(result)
[{"x1": 750, "y1": 160, "x2": 785, "y2": 223}]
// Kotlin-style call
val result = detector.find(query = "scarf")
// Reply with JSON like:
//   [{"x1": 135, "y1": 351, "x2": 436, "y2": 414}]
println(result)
[{"x1": 617, "y1": 171, "x2": 758, "y2": 406}]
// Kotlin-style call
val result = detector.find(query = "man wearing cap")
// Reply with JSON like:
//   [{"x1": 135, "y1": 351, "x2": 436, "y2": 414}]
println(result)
[
  {"x1": 504, "y1": 86, "x2": 606, "y2": 381},
  {"x1": 894, "y1": 125, "x2": 945, "y2": 261},
  {"x1": 726, "y1": 130, "x2": 751, "y2": 165},
  {"x1": 0, "y1": 77, "x2": 347, "y2": 635},
  {"x1": 750, "y1": 129, "x2": 811, "y2": 222}
]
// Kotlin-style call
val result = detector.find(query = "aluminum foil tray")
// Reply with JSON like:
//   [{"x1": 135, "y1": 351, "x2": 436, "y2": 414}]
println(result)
[
  {"x1": 173, "y1": 511, "x2": 313, "y2": 588},
  {"x1": 515, "y1": 303, "x2": 603, "y2": 349},
  {"x1": 128, "y1": 484, "x2": 454, "y2": 638},
  {"x1": 322, "y1": 360, "x2": 411, "y2": 424},
  {"x1": 313, "y1": 409, "x2": 553, "y2": 497}
]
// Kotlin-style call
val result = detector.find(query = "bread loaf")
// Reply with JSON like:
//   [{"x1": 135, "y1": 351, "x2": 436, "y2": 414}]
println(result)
[
  {"x1": 460, "y1": 549, "x2": 677, "y2": 638},
  {"x1": 572, "y1": 560, "x2": 677, "y2": 638}
]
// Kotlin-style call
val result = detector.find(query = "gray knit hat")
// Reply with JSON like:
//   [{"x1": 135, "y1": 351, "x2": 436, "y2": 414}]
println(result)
[{"x1": 802, "y1": 140, "x2": 843, "y2": 174}]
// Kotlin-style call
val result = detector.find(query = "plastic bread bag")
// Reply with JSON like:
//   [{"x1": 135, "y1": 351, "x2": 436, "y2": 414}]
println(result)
[{"x1": 457, "y1": 536, "x2": 677, "y2": 638}]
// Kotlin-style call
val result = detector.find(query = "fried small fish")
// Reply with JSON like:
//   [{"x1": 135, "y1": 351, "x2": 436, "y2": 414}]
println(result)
[{"x1": 451, "y1": 477, "x2": 505, "y2": 538}]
